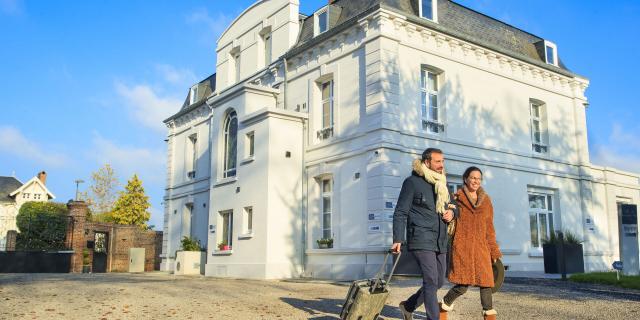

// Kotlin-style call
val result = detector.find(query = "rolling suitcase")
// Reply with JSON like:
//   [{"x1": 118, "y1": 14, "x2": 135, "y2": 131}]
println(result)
[{"x1": 340, "y1": 250, "x2": 402, "y2": 320}]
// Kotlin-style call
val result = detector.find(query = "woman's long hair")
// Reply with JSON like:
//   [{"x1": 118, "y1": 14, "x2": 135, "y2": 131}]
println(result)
[{"x1": 462, "y1": 166, "x2": 483, "y2": 187}]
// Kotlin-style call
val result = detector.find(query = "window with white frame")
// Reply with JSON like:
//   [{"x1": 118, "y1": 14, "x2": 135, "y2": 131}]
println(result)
[
  {"x1": 190, "y1": 85, "x2": 198, "y2": 105},
  {"x1": 530, "y1": 100, "x2": 549, "y2": 154},
  {"x1": 263, "y1": 33, "x2": 272, "y2": 66},
  {"x1": 544, "y1": 41, "x2": 558, "y2": 66},
  {"x1": 419, "y1": 0, "x2": 437, "y2": 21},
  {"x1": 317, "y1": 80, "x2": 334, "y2": 140},
  {"x1": 528, "y1": 193, "x2": 555, "y2": 248},
  {"x1": 321, "y1": 178, "x2": 333, "y2": 240},
  {"x1": 219, "y1": 210, "x2": 233, "y2": 250},
  {"x1": 246, "y1": 131, "x2": 255, "y2": 158},
  {"x1": 447, "y1": 176, "x2": 463, "y2": 195},
  {"x1": 243, "y1": 206, "x2": 253, "y2": 235},
  {"x1": 223, "y1": 111, "x2": 238, "y2": 178},
  {"x1": 187, "y1": 134, "x2": 197, "y2": 179},
  {"x1": 234, "y1": 52, "x2": 241, "y2": 83},
  {"x1": 316, "y1": 8, "x2": 328, "y2": 35},
  {"x1": 421, "y1": 68, "x2": 443, "y2": 134}
]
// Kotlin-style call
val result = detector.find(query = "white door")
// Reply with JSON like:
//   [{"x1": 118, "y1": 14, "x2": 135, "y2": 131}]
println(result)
[
  {"x1": 128, "y1": 248, "x2": 145, "y2": 273},
  {"x1": 619, "y1": 204, "x2": 639, "y2": 276}
]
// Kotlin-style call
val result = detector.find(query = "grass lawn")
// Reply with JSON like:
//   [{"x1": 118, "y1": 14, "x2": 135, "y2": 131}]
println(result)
[{"x1": 569, "y1": 272, "x2": 640, "y2": 290}]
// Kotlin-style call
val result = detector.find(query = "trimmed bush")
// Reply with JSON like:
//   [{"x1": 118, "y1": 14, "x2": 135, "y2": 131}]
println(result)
[{"x1": 16, "y1": 202, "x2": 69, "y2": 251}]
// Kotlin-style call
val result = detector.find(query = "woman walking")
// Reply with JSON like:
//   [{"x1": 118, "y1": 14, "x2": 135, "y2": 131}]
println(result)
[{"x1": 440, "y1": 166, "x2": 501, "y2": 320}]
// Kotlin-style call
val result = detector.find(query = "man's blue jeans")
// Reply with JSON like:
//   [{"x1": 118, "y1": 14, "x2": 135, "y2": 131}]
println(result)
[{"x1": 403, "y1": 250, "x2": 447, "y2": 320}]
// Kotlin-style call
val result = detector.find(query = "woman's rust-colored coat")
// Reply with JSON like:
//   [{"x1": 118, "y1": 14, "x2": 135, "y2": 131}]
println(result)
[{"x1": 448, "y1": 186, "x2": 502, "y2": 288}]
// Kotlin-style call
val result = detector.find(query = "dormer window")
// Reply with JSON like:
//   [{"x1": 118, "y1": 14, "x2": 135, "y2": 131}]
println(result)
[
  {"x1": 315, "y1": 8, "x2": 328, "y2": 35},
  {"x1": 419, "y1": 0, "x2": 438, "y2": 22},
  {"x1": 190, "y1": 85, "x2": 198, "y2": 105},
  {"x1": 544, "y1": 41, "x2": 558, "y2": 66}
]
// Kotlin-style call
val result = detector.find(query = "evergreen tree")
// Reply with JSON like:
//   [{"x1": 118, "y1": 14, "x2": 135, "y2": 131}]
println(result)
[{"x1": 111, "y1": 174, "x2": 150, "y2": 228}]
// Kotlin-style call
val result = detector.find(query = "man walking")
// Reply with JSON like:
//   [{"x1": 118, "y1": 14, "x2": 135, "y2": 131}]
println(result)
[{"x1": 392, "y1": 148, "x2": 456, "y2": 320}]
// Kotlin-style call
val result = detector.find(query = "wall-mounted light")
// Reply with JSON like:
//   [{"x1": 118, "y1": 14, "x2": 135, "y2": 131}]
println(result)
[
  {"x1": 203, "y1": 203, "x2": 207, "y2": 208},
  {"x1": 236, "y1": 187, "x2": 241, "y2": 193},
  {"x1": 354, "y1": 172, "x2": 360, "y2": 179},
  {"x1": 286, "y1": 151, "x2": 291, "y2": 158}
]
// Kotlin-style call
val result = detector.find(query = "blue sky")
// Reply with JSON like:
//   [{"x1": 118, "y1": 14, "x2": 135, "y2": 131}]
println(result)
[{"x1": 1, "y1": 0, "x2": 639, "y2": 230}]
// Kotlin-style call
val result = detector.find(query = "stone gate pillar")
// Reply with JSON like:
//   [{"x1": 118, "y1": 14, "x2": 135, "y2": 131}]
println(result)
[{"x1": 66, "y1": 201, "x2": 88, "y2": 273}]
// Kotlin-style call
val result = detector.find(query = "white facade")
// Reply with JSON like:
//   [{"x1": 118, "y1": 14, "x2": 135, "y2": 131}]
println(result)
[
  {"x1": 0, "y1": 175, "x2": 55, "y2": 250},
  {"x1": 161, "y1": 0, "x2": 640, "y2": 279}
]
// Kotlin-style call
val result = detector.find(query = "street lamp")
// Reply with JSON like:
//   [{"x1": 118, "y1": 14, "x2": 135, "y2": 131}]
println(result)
[{"x1": 74, "y1": 179, "x2": 85, "y2": 201}]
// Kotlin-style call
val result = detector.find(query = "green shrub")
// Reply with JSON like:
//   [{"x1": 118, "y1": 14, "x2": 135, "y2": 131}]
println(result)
[
  {"x1": 16, "y1": 202, "x2": 69, "y2": 251},
  {"x1": 180, "y1": 236, "x2": 202, "y2": 251},
  {"x1": 316, "y1": 238, "x2": 333, "y2": 246},
  {"x1": 543, "y1": 230, "x2": 582, "y2": 245},
  {"x1": 570, "y1": 272, "x2": 640, "y2": 290},
  {"x1": 82, "y1": 248, "x2": 91, "y2": 266}
]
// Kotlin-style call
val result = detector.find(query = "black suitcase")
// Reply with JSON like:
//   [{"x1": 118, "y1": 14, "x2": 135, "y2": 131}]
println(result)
[{"x1": 340, "y1": 250, "x2": 401, "y2": 320}]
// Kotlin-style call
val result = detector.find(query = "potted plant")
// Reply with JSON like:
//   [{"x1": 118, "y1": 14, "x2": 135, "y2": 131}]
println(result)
[
  {"x1": 316, "y1": 238, "x2": 333, "y2": 249},
  {"x1": 218, "y1": 241, "x2": 231, "y2": 251},
  {"x1": 82, "y1": 248, "x2": 91, "y2": 273},
  {"x1": 175, "y1": 236, "x2": 205, "y2": 275},
  {"x1": 542, "y1": 230, "x2": 584, "y2": 274}
]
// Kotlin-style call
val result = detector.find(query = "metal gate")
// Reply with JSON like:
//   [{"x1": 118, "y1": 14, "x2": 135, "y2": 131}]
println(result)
[{"x1": 92, "y1": 232, "x2": 108, "y2": 273}]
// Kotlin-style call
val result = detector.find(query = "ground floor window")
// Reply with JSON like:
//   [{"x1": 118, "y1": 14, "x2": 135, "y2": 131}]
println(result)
[
  {"x1": 219, "y1": 210, "x2": 233, "y2": 250},
  {"x1": 528, "y1": 193, "x2": 554, "y2": 248},
  {"x1": 321, "y1": 178, "x2": 333, "y2": 240}
]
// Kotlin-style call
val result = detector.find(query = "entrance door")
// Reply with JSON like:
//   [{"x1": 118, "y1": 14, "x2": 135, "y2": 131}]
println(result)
[
  {"x1": 619, "y1": 204, "x2": 639, "y2": 275},
  {"x1": 92, "y1": 232, "x2": 108, "y2": 273}
]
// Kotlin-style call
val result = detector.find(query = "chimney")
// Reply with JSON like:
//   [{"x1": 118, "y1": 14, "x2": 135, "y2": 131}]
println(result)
[{"x1": 38, "y1": 171, "x2": 47, "y2": 185}]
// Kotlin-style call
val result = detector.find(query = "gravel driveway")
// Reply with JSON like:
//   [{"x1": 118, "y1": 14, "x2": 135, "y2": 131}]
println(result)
[{"x1": 1, "y1": 273, "x2": 639, "y2": 319}]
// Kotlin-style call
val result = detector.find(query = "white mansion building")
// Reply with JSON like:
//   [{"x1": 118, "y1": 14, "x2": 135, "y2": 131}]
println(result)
[{"x1": 160, "y1": 0, "x2": 640, "y2": 279}]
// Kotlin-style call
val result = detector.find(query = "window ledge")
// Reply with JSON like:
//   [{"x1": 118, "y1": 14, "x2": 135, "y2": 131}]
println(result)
[
  {"x1": 238, "y1": 233, "x2": 254, "y2": 240},
  {"x1": 214, "y1": 177, "x2": 237, "y2": 187},
  {"x1": 528, "y1": 250, "x2": 544, "y2": 258},
  {"x1": 240, "y1": 157, "x2": 255, "y2": 165},
  {"x1": 212, "y1": 250, "x2": 233, "y2": 256}
]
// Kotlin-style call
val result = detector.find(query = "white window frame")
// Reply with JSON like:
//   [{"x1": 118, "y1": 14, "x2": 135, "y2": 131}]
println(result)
[
  {"x1": 190, "y1": 85, "x2": 198, "y2": 105},
  {"x1": 528, "y1": 192, "x2": 555, "y2": 249},
  {"x1": 234, "y1": 52, "x2": 241, "y2": 83},
  {"x1": 223, "y1": 111, "x2": 238, "y2": 178},
  {"x1": 245, "y1": 131, "x2": 255, "y2": 159},
  {"x1": 187, "y1": 133, "x2": 197, "y2": 179},
  {"x1": 544, "y1": 41, "x2": 558, "y2": 66},
  {"x1": 421, "y1": 67, "x2": 444, "y2": 134},
  {"x1": 419, "y1": 0, "x2": 438, "y2": 22},
  {"x1": 218, "y1": 210, "x2": 233, "y2": 250},
  {"x1": 321, "y1": 178, "x2": 333, "y2": 241},
  {"x1": 315, "y1": 7, "x2": 329, "y2": 36},
  {"x1": 530, "y1": 100, "x2": 549, "y2": 154},
  {"x1": 446, "y1": 176, "x2": 463, "y2": 195},
  {"x1": 321, "y1": 80, "x2": 334, "y2": 130},
  {"x1": 243, "y1": 206, "x2": 253, "y2": 235}
]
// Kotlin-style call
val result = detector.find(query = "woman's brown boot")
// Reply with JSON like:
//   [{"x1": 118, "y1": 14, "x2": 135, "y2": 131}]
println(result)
[
  {"x1": 483, "y1": 309, "x2": 497, "y2": 320},
  {"x1": 439, "y1": 300, "x2": 453, "y2": 320}
]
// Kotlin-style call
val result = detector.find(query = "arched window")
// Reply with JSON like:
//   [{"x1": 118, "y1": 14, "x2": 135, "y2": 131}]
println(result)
[{"x1": 223, "y1": 110, "x2": 238, "y2": 178}]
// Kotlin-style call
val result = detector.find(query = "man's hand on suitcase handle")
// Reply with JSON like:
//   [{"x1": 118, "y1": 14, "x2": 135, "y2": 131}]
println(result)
[{"x1": 390, "y1": 242, "x2": 401, "y2": 254}]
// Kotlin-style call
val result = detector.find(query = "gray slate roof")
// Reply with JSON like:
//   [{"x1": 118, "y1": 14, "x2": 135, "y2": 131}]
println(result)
[
  {"x1": 0, "y1": 176, "x2": 22, "y2": 203},
  {"x1": 164, "y1": 73, "x2": 216, "y2": 123},
  {"x1": 293, "y1": 0, "x2": 573, "y2": 75}
]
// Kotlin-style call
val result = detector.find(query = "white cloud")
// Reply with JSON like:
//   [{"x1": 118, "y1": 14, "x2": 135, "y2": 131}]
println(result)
[
  {"x1": 186, "y1": 8, "x2": 234, "y2": 43},
  {"x1": 115, "y1": 81, "x2": 182, "y2": 132},
  {"x1": 155, "y1": 64, "x2": 196, "y2": 86},
  {"x1": 590, "y1": 123, "x2": 640, "y2": 174},
  {"x1": 0, "y1": 126, "x2": 69, "y2": 167},
  {"x1": 0, "y1": 0, "x2": 24, "y2": 16},
  {"x1": 88, "y1": 133, "x2": 166, "y2": 185}
]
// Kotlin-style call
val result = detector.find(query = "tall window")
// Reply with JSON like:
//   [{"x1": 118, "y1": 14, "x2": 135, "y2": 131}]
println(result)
[
  {"x1": 223, "y1": 111, "x2": 238, "y2": 178},
  {"x1": 529, "y1": 193, "x2": 555, "y2": 248},
  {"x1": 220, "y1": 210, "x2": 233, "y2": 250},
  {"x1": 321, "y1": 81, "x2": 334, "y2": 130},
  {"x1": 530, "y1": 100, "x2": 548, "y2": 154},
  {"x1": 263, "y1": 34, "x2": 272, "y2": 66},
  {"x1": 234, "y1": 53, "x2": 241, "y2": 83},
  {"x1": 246, "y1": 131, "x2": 255, "y2": 158},
  {"x1": 321, "y1": 178, "x2": 333, "y2": 240},
  {"x1": 421, "y1": 68, "x2": 442, "y2": 133},
  {"x1": 187, "y1": 134, "x2": 197, "y2": 179},
  {"x1": 419, "y1": 0, "x2": 436, "y2": 21},
  {"x1": 317, "y1": 9, "x2": 328, "y2": 34},
  {"x1": 244, "y1": 206, "x2": 253, "y2": 234}
]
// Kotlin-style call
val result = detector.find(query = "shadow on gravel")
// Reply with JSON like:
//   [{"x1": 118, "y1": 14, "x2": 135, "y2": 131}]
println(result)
[
  {"x1": 280, "y1": 297, "x2": 429, "y2": 320},
  {"x1": 502, "y1": 278, "x2": 640, "y2": 302},
  {"x1": 0, "y1": 273, "x2": 172, "y2": 286}
]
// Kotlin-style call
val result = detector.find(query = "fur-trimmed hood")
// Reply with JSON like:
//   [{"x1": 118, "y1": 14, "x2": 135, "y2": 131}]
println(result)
[
  {"x1": 412, "y1": 159, "x2": 424, "y2": 176},
  {"x1": 456, "y1": 185, "x2": 489, "y2": 209}
]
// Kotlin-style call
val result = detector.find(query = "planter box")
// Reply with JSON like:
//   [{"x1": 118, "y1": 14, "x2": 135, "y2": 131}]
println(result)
[
  {"x1": 175, "y1": 251, "x2": 206, "y2": 275},
  {"x1": 543, "y1": 243, "x2": 584, "y2": 274}
]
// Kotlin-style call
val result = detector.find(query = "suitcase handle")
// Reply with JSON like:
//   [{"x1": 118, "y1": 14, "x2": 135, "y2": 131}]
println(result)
[{"x1": 371, "y1": 250, "x2": 401, "y2": 293}]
